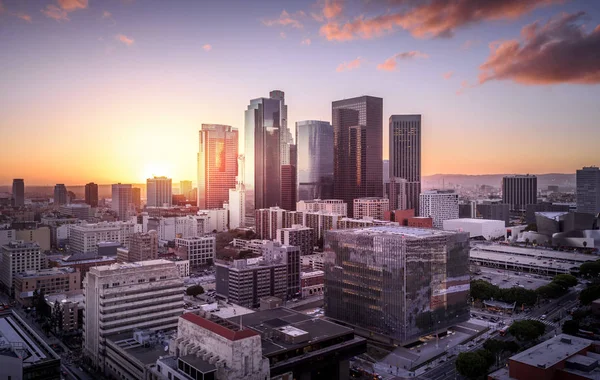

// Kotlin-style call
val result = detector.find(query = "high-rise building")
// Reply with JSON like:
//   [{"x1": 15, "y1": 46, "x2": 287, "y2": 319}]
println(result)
[
  {"x1": 262, "y1": 240, "x2": 301, "y2": 299},
  {"x1": 502, "y1": 175, "x2": 537, "y2": 212},
  {"x1": 132, "y1": 187, "x2": 141, "y2": 210},
  {"x1": 477, "y1": 201, "x2": 510, "y2": 226},
  {"x1": 12, "y1": 178, "x2": 24, "y2": 207},
  {"x1": 386, "y1": 177, "x2": 408, "y2": 211},
  {"x1": 296, "y1": 120, "x2": 334, "y2": 201},
  {"x1": 59, "y1": 204, "x2": 91, "y2": 220},
  {"x1": 68, "y1": 221, "x2": 136, "y2": 253},
  {"x1": 179, "y1": 180, "x2": 192, "y2": 200},
  {"x1": 353, "y1": 197, "x2": 390, "y2": 220},
  {"x1": 389, "y1": 115, "x2": 421, "y2": 213},
  {"x1": 304, "y1": 211, "x2": 342, "y2": 246},
  {"x1": 146, "y1": 176, "x2": 172, "y2": 207},
  {"x1": 383, "y1": 160, "x2": 390, "y2": 184},
  {"x1": 118, "y1": 231, "x2": 158, "y2": 262},
  {"x1": 281, "y1": 164, "x2": 297, "y2": 211},
  {"x1": 83, "y1": 260, "x2": 184, "y2": 369},
  {"x1": 332, "y1": 96, "x2": 383, "y2": 217},
  {"x1": 297, "y1": 199, "x2": 347, "y2": 216},
  {"x1": 54, "y1": 184, "x2": 68, "y2": 205},
  {"x1": 270, "y1": 90, "x2": 292, "y2": 165},
  {"x1": 255, "y1": 206, "x2": 287, "y2": 240},
  {"x1": 85, "y1": 182, "x2": 98, "y2": 207},
  {"x1": 228, "y1": 184, "x2": 246, "y2": 230},
  {"x1": 0, "y1": 241, "x2": 45, "y2": 296},
  {"x1": 276, "y1": 225, "x2": 314, "y2": 256},
  {"x1": 175, "y1": 236, "x2": 216, "y2": 268},
  {"x1": 197, "y1": 124, "x2": 238, "y2": 209},
  {"x1": 245, "y1": 93, "x2": 286, "y2": 223},
  {"x1": 324, "y1": 226, "x2": 470, "y2": 344},
  {"x1": 111, "y1": 183, "x2": 133, "y2": 221},
  {"x1": 419, "y1": 190, "x2": 460, "y2": 229},
  {"x1": 577, "y1": 166, "x2": 600, "y2": 214}
]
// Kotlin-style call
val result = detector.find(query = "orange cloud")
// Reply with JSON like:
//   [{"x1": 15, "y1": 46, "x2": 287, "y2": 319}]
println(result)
[
  {"x1": 336, "y1": 57, "x2": 364, "y2": 72},
  {"x1": 116, "y1": 34, "x2": 135, "y2": 46},
  {"x1": 57, "y1": 0, "x2": 88, "y2": 11},
  {"x1": 320, "y1": 0, "x2": 559, "y2": 41},
  {"x1": 301, "y1": 38, "x2": 311, "y2": 45},
  {"x1": 376, "y1": 51, "x2": 428, "y2": 72},
  {"x1": 323, "y1": 0, "x2": 343, "y2": 19},
  {"x1": 263, "y1": 10, "x2": 304, "y2": 29},
  {"x1": 14, "y1": 12, "x2": 32, "y2": 22},
  {"x1": 479, "y1": 12, "x2": 600, "y2": 85},
  {"x1": 203, "y1": 44, "x2": 212, "y2": 51},
  {"x1": 41, "y1": 5, "x2": 69, "y2": 21},
  {"x1": 443, "y1": 71, "x2": 454, "y2": 79}
]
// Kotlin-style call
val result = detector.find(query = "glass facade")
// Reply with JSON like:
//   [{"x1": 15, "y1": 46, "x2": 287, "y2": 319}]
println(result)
[
  {"x1": 324, "y1": 226, "x2": 470, "y2": 343},
  {"x1": 389, "y1": 115, "x2": 421, "y2": 213},
  {"x1": 296, "y1": 120, "x2": 334, "y2": 201}
]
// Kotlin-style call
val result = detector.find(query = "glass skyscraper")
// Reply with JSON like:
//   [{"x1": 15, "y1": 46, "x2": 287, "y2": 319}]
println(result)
[
  {"x1": 324, "y1": 226, "x2": 470, "y2": 344},
  {"x1": 296, "y1": 120, "x2": 334, "y2": 201},
  {"x1": 389, "y1": 115, "x2": 421, "y2": 213}
]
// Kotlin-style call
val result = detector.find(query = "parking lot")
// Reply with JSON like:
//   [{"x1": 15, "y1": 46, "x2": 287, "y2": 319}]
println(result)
[{"x1": 472, "y1": 266, "x2": 552, "y2": 290}]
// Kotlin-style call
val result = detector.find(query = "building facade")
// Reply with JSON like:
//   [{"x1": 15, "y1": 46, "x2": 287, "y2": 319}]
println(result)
[
  {"x1": 175, "y1": 236, "x2": 216, "y2": 268},
  {"x1": 85, "y1": 182, "x2": 99, "y2": 208},
  {"x1": 296, "y1": 199, "x2": 347, "y2": 216},
  {"x1": 111, "y1": 183, "x2": 134, "y2": 221},
  {"x1": 296, "y1": 120, "x2": 334, "y2": 201},
  {"x1": 179, "y1": 180, "x2": 193, "y2": 200},
  {"x1": 54, "y1": 184, "x2": 68, "y2": 205},
  {"x1": 0, "y1": 241, "x2": 45, "y2": 296},
  {"x1": 117, "y1": 231, "x2": 158, "y2": 262},
  {"x1": 389, "y1": 115, "x2": 421, "y2": 213},
  {"x1": 69, "y1": 221, "x2": 136, "y2": 253},
  {"x1": 59, "y1": 204, "x2": 91, "y2": 220},
  {"x1": 14, "y1": 267, "x2": 80, "y2": 306},
  {"x1": 419, "y1": 190, "x2": 459, "y2": 229},
  {"x1": 276, "y1": 225, "x2": 314, "y2": 256},
  {"x1": 280, "y1": 164, "x2": 297, "y2": 211},
  {"x1": 353, "y1": 197, "x2": 390, "y2": 220},
  {"x1": 12, "y1": 178, "x2": 25, "y2": 207},
  {"x1": 502, "y1": 175, "x2": 537, "y2": 212},
  {"x1": 577, "y1": 166, "x2": 600, "y2": 214},
  {"x1": 146, "y1": 176, "x2": 172, "y2": 208},
  {"x1": 386, "y1": 177, "x2": 408, "y2": 211}
]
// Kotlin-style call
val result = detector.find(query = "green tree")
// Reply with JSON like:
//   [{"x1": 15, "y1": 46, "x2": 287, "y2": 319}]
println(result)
[
  {"x1": 456, "y1": 351, "x2": 490, "y2": 379},
  {"x1": 51, "y1": 301, "x2": 63, "y2": 335},
  {"x1": 552, "y1": 274, "x2": 578, "y2": 288},
  {"x1": 483, "y1": 339, "x2": 519, "y2": 356},
  {"x1": 470, "y1": 280, "x2": 499, "y2": 301},
  {"x1": 508, "y1": 320, "x2": 546, "y2": 341},
  {"x1": 580, "y1": 285, "x2": 600, "y2": 305},
  {"x1": 186, "y1": 285, "x2": 205, "y2": 297},
  {"x1": 501, "y1": 287, "x2": 537, "y2": 306},
  {"x1": 562, "y1": 320, "x2": 580, "y2": 335},
  {"x1": 580, "y1": 260, "x2": 600, "y2": 277},
  {"x1": 536, "y1": 283, "x2": 567, "y2": 299}
]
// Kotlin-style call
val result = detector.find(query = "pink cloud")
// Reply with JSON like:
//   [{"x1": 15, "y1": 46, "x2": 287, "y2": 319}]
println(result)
[
  {"x1": 41, "y1": 5, "x2": 69, "y2": 21},
  {"x1": 443, "y1": 71, "x2": 454, "y2": 79},
  {"x1": 263, "y1": 10, "x2": 304, "y2": 29},
  {"x1": 203, "y1": 44, "x2": 212, "y2": 51},
  {"x1": 116, "y1": 34, "x2": 135, "y2": 46},
  {"x1": 376, "y1": 51, "x2": 429, "y2": 72},
  {"x1": 102, "y1": 10, "x2": 112, "y2": 19},
  {"x1": 336, "y1": 57, "x2": 364, "y2": 72},
  {"x1": 301, "y1": 38, "x2": 311, "y2": 45},
  {"x1": 323, "y1": 0, "x2": 343, "y2": 19},
  {"x1": 57, "y1": 0, "x2": 87, "y2": 11},
  {"x1": 280, "y1": 31, "x2": 287, "y2": 39},
  {"x1": 15, "y1": 12, "x2": 32, "y2": 22},
  {"x1": 461, "y1": 39, "x2": 481, "y2": 50}
]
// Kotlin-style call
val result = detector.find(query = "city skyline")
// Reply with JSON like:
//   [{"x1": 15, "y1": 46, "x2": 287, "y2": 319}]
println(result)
[{"x1": 1, "y1": 0, "x2": 600, "y2": 185}]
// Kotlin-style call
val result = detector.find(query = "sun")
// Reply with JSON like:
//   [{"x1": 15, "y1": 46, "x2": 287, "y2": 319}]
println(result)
[{"x1": 141, "y1": 163, "x2": 172, "y2": 182}]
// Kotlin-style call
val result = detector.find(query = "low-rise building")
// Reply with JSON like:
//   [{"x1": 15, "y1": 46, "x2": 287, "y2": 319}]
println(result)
[
  {"x1": 14, "y1": 267, "x2": 80, "y2": 306},
  {"x1": 0, "y1": 241, "x2": 46, "y2": 296},
  {"x1": 443, "y1": 218, "x2": 506, "y2": 240},
  {"x1": 45, "y1": 291, "x2": 84, "y2": 333},
  {"x1": 175, "y1": 236, "x2": 216, "y2": 268},
  {"x1": 301, "y1": 270, "x2": 324, "y2": 298},
  {"x1": 353, "y1": 197, "x2": 390, "y2": 220}
]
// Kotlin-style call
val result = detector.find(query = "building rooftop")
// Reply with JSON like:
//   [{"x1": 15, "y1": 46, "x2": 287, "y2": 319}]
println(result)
[
  {"x1": 181, "y1": 313, "x2": 260, "y2": 341},
  {"x1": 329, "y1": 226, "x2": 460, "y2": 238},
  {"x1": 444, "y1": 218, "x2": 505, "y2": 225},
  {"x1": 510, "y1": 334, "x2": 592, "y2": 369},
  {"x1": 471, "y1": 243, "x2": 596, "y2": 264},
  {"x1": 52, "y1": 255, "x2": 116, "y2": 266},
  {"x1": 106, "y1": 330, "x2": 176, "y2": 366},
  {"x1": 16, "y1": 267, "x2": 75, "y2": 278},
  {"x1": 45, "y1": 291, "x2": 85, "y2": 308},
  {"x1": 92, "y1": 259, "x2": 175, "y2": 272},
  {"x1": 536, "y1": 211, "x2": 571, "y2": 220},
  {"x1": 470, "y1": 249, "x2": 584, "y2": 272},
  {"x1": 1, "y1": 241, "x2": 40, "y2": 250}
]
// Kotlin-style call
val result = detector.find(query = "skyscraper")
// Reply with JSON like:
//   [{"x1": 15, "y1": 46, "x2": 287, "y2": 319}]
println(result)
[
  {"x1": 389, "y1": 115, "x2": 421, "y2": 213},
  {"x1": 244, "y1": 93, "x2": 286, "y2": 223},
  {"x1": 146, "y1": 176, "x2": 172, "y2": 207},
  {"x1": 85, "y1": 182, "x2": 98, "y2": 207},
  {"x1": 12, "y1": 178, "x2": 24, "y2": 207},
  {"x1": 577, "y1": 166, "x2": 600, "y2": 214},
  {"x1": 502, "y1": 175, "x2": 537, "y2": 212},
  {"x1": 420, "y1": 189, "x2": 459, "y2": 229},
  {"x1": 179, "y1": 180, "x2": 192, "y2": 200},
  {"x1": 111, "y1": 183, "x2": 133, "y2": 221},
  {"x1": 332, "y1": 96, "x2": 383, "y2": 217},
  {"x1": 269, "y1": 90, "x2": 292, "y2": 165},
  {"x1": 281, "y1": 164, "x2": 297, "y2": 211},
  {"x1": 386, "y1": 177, "x2": 408, "y2": 211},
  {"x1": 54, "y1": 184, "x2": 68, "y2": 205},
  {"x1": 296, "y1": 120, "x2": 334, "y2": 201},
  {"x1": 197, "y1": 124, "x2": 238, "y2": 209},
  {"x1": 132, "y1": 187, "x2": 141, "y2": 210}
]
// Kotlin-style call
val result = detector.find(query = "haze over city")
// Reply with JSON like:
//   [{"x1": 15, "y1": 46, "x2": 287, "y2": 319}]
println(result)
[{"x1": 1, "y1": 0, "x2": 599, "y2": 185}]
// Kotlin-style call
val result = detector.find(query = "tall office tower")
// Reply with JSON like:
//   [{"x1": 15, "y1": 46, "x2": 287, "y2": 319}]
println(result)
[
  {"x1": 577, "y1": 166, "x2": 600, "y2": 214},
  {"x1": 262, "y1": 240, "x2": 301, "y2": 299},
  {"x1": 389, "y1": 115, "x2": 421, "y2": 214},
  {"x1": 419, "y1": 189, "x2": 459, "y2": 228},
  {"x1": 118, "y1": 231, "x2": 158, "y2": 262},
  {"x1": 12, "y1": 178, "x2": 24, "y2": 207},
  {"x1": 296, "y1": 120, "x2": 334, "y2": 201},
  {"x1": 386, "y1": 177, "x2": 408, "y2": 211},
  {"x1": 255, "y1": 206, "x2": 287, "y2": 240},
  {"x1": 332, "y1": 96, "x2": 383, "y2": 217},
  {"x1": 502, "y1": 175, "x2": 537, "y2": 211},
  {"x1": 281, "y1": 164, "x2": 297, "y2": 211},
  {"x1": 297, "y1": 199, "x2": 348, "y2": 216},
  {"x1": 383, "y1": 160, "x2": 390, "y2": 184},
  {"x1": 179, "y1": 180, "x2": 192, "y2": 200},
  {"x1": 54, "y1": 184, "x2": 68, "y2": 205},
  {"x1": 245, "y1": 94, "x2": 286, "y2": 223},
  {"x1": 146, "y1": 176, "x2": 172, "y2": 207},
  {"x1": 197, "y1": 124, "x2": 238, "y2": 210},
  {"x1": 324, "y1": 226, "x2": 470, "y2": 344},
  {"x1": 83, "y1": 260, "x2": 184, "y2": 369},
  {"x1": 0, "y1": 241, "x2": 45, "y2": 296},
  {"x1": 269, "y1": 90, "x2": 291, "y2": 165},
  {"x1": 84, "y1": 182, "x2": 99, "y2": 207},
  {"x1": 111, "y1": 183, "x2": 133, "y2": 221},
  {"x1": 131, "y1": 187, "x2": 141, "y2": 210},
  {"x1": 353, "y1": 197, "x2": 390, "y2": 220}
]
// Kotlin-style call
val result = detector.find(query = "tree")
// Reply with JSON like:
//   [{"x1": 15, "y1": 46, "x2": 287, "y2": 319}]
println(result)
[
  {"x1": 51, "y1": 301, "x2": 63, "y2": 335},
  {"x1": 562, "y1": 319, "x2": 580, "y2": 335},
  {"x1": 552, "y1": 274, "x2": 578, "y2": 289},
  {"x1": 508, "y1": 320, "x2": 546, "y2": 341},
  {"x1": 580, "y1": 260, "x2": 600, "y2": 278},
  {"x1": 456, "y1": 351, "x2": 489, "y2": 379},
  {"x1": 186, "y1": 285, "x2": 205, "y2": 297},
  {"x1": 536, "y1": 283, "x2": 567, "y2": 299},
  {"x1": 580, "y1": 285, "x2": 600, "y2": 305},
  {"x1": 483, "y1": 339, "x2": 519, "y2": 356},
  {"x1": 470, "y1": 280, "x2": 499, "y2": 301},
  {"x1": 583, "y1": 241, "x2": 588, "y2": 248}
]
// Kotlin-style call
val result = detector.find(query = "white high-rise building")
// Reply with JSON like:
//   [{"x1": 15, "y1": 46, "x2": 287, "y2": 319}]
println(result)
[
  {"x1": 175, "y1": 236, "x2": 216, "y2": 268},
  {"x1": 68, "y1": 221, "x2": 136, "y2": 253},
  {"x1": 0, "y1": 241, "x2": 45, "y2": 296},
  {"x1": 228, "y1": 184, "x2": 246, "y2": 230},
  {"x1": 419, "y1": 190, "x2": 459, "y2": 229},
  {"x1": 197, "y1": 208, "x2": 228, "y2": 233},
  {"x1": 111, "y1": 184, "x2": 133, "y2": 221},
  {"x1": 146, "y1": 176, "x2": 172, "y2": 207},
  {"x1": 83, "y1": 260, "x2": 184, "y2": 369},
  {"x1": 296, "y1": 199, "x2": 347, "y2": 216},
  {"x1": 353, "y1": 198, "x2": 390, "y2": 220}
]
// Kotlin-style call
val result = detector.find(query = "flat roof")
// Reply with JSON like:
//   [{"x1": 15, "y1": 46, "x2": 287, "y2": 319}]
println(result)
[
  {"x1": 470, "y1": 250, "x2": 582, "y2": 271},
  {"x1": 180, "y1": 313, "x2": 259, "y2": 341},
  {"x1": 472, "y1": 244, "x2": 596, "y2": 264},
  {"x1": 329, "y1": 226, "x2": 460, "y2": 238},
  {"x1": 510, "y1": 334, "x2": 592, "y2": 368},
  {"x1": 179, "y1": 355, "x2": 216, "y2": 374},
  {"x1": 92, "y1": 259, "x2": 174, "y2": 272},
  {"x1": 106, "y1": 331, "x2": 175, "y2": 365},
  {"x1": 444, "y1": 218, "x2": 505, "y2": 225}
]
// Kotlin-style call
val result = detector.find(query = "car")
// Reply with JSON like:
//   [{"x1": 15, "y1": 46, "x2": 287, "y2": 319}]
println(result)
[{"x1": 540, "y1": 314, "x2": 547, "y2": 320}]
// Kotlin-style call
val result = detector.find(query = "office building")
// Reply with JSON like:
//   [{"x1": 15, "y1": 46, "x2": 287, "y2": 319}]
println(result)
[
  {"x1": 112, "y1": 183, "x2": 133, "y2": 221},
  {"x1": 419, "y1": 190, "x2": 459, "y2": 229},
  {"x1": 477, "y1": 201, "x2": 510, "y2": 226},
  {"x1": 304, "y1": 212, "x2": 342, "y2": 246},
  {"x1": 296, "y1": 120, "x2": 334, "y2": 201},
  {"x1": 386, "y1": 177, "x2": 408, "y2": 211},
  {"x1": 45, "y1": 292, "x2": 84, "y2": 333},
  {"x1": 12, "y1": 178, "x2": 25, "y2": 207},
  {"x1": 324, "y1": 226, "x2": 470, "y2": 344},
  {"x1": 262, "y1": 241, "x2": 301, "y2": 299},
  {"x1": 59, "y1": 203, "x2": 91, "y2": 220},
  {"x1": 389, "y1": 115, "x2": 421, "y2": 213},
  {"x1": 0, "y1": 241, "x2": 45, "y2": 296},
  {"x1": 197, "y1": 124, "x2": 238, "y2": 209},
  {"x1": 255, "y1": 206, "x2": 287, "y2": 240},
  {"x1": 277, "y1": 225, "x2": 314, "y2": 256},
  {"x1": 132, "y1": 187, "x2": 141, "y2": 210},
  {"x1": 68, "y1": 221, "x2": 136, "y2": 254},
  {"x1": 179, "y1": 180, "x2": 193, "y2": 200},
  {"x1": 281, "y1": 164, "x2": 297, "y2": 211},
  {"x1": 0, "y1": 229, "x2": 16, "y2": 247},
  {"x1": 146, "y1": 176, "x2": 172, "y2": 207},
  {"x1": 333, "y1": 96, "x2": 383, "y2": 217},
  {"x1": 15, "y1": 225, "x2": 51, "y2": 252},
  {"x1": 53, "y1": 184, "x2": 68, "y2": 205},
  {"x1": 353, "y1": 197, "x2": 390, "y2": 220},
  {"x1": 117, "y1": 231, "x2": 158, "y2": 262},
  {"x1": 197, "y1": 208, "x2": 228, "y2": 232},
  {"x1": 49, "y1": 254, "x2": 117, "y2": 286},
  {"x1": 443, "y1": 219, "x2": 505, "y2": 240},
  {"x1": 502, "y1": 175, "x2": 537, "y2": 212},
  {"x1": 83, "y1": 260, "x2": 184, "y2": 369},
  {"x1": 577, "y1": 166, "x2": 600, "y2": 214},
  {"x1": 296, "y1": 199, "x2": 347, "y2": 216},
  {"x1": 175, "y1": 236, "x2": 216, "y2": 268},
  {"x1": 383, "y1": 160, "x2": 390, "y2": 184},
  {"x1": 228, "y1": 183, "x2": 246, "y2": 230},
  {"x1": 14, "y1": 267, "x2": 80, "y2": 306},
  {"x1": 85, "y1": 182, "x2": 99, "y2": 207}
]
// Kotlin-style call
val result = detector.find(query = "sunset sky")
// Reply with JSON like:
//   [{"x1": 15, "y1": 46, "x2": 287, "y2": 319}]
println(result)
[{"x1": 1, "y1": 0, "x2": 599, "y2": 185}]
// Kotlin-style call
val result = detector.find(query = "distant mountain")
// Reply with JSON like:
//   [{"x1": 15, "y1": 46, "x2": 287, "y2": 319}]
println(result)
[{"x1": 423, "y1": 173, "x2": 576, "y2": 190}]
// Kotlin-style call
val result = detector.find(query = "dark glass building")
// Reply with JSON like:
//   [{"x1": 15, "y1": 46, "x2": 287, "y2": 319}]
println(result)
[
  {"x1": 577, "y1": 166, "x2": 600, "y2": 214},
  {"x1": 12, "y1": 178, "x2": 24, "y2": 207},
  {"x1": 332, "y1": 96, "x2": 383, "y2": 217},
  {"x1": 85, "y1": 182, "x2": 98, "y2": 208},
  {"x1": 389, "y1": 115, "x2": 421, "y2": 214},
  {"x1": 296, "y1": 120, "x2": 334, "y2": 201},
  {"x1": 54, "y1": 184, "x2": 68, "y2": 205},
  {"x1": 502, "y1": 175, "x2": 537, "y2": 212},
  {"x1": 324, "y1": 226, "x2": 470, "y2": 344}
]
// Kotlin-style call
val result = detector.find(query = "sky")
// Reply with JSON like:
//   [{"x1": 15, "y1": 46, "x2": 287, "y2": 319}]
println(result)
[{"x1": 1, "y1": 0, "x2": 599, "y2": 186}]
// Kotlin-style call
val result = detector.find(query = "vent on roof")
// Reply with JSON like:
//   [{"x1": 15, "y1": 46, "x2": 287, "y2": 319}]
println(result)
[
  {"x1": 537, "y1": 364, "x2": 546, "y2": 369},
  {"x1": 561, "y1": 337, "x2": 572, "y2": 344}
]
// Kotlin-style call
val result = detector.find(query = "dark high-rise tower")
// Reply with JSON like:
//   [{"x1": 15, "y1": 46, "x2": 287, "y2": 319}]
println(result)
[
  {"x1": 577, "y1": 166, "x2": 600, "y2": 214},
  {"x1": 54, "y1": 184, "x2": 68, "y2": 205},
  {"x1": 12, "y1": 179, "x2": 24, "y2": 207},
  {"x1": 332, "y1": 96, "x2": 383, "y2": 217},
  {"x1": 389, "y1": 115, "x2": 421, "y2": 213},
  {"x1": 296, "y1": 120, "x2": 334, "y2": 201},
  {"x1": 502, "y1": 175, "x2": 537, "y2": 211},
  {"x1": 85, "y1": 182, "x2": 99, "y2": 207}
]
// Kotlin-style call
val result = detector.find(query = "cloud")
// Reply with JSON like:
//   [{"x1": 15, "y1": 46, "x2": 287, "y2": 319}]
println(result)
[
  {"x1": 41, "y1": 5, "x2": 69, "y2": 21},
  {"x1": 443, "y1": 71, "x2": 454, "y2": 79},
  {"x1": 301, "y1": 38, "x2": 312, "y2": 45},
  {"x1": 15, "y1": 12, "x2": 32, "y2": 22},
  {"x1": 102, "y1": 10, "x2": 112, "y2": 19},
  {"x1": 461, "y1": 39, "x2": 481, "y2": 50},
  {"x1": 263, "y1": 10, "x2": 305, "y2": 29},
  {"x1": 320, "y1": 0, "x2": 560, "y2": 41},
  {"x1": 280, "y1": 31, "x2": 287, "y2": 39},
  {"x1": 57, "y1": 0, "x2": 87, "y2": 11},
  {"x1": 478, "y1": 12, "x2": 600, "y2": 85},
  {"x1": 336, "y1": 57, "x2": 364, "y2": 72},
  {"x1": 116, "y1": 34, "x2": 135, "y2": 46},
  {"x1": 376, "y1": 50, "x2": 428, "y2": 71},
  {"x1": 311, "y1": 12, "x2": 324, "y2": 22},
  {"x1": 323, "y1": 0, "x2": 343, "y2": 19},
  {"x1": 203, "y1": 44, "x2": 212, "y2": 51},
  {"x1": 456, "y1": 80, "x2": 472, "y2": 95}
]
